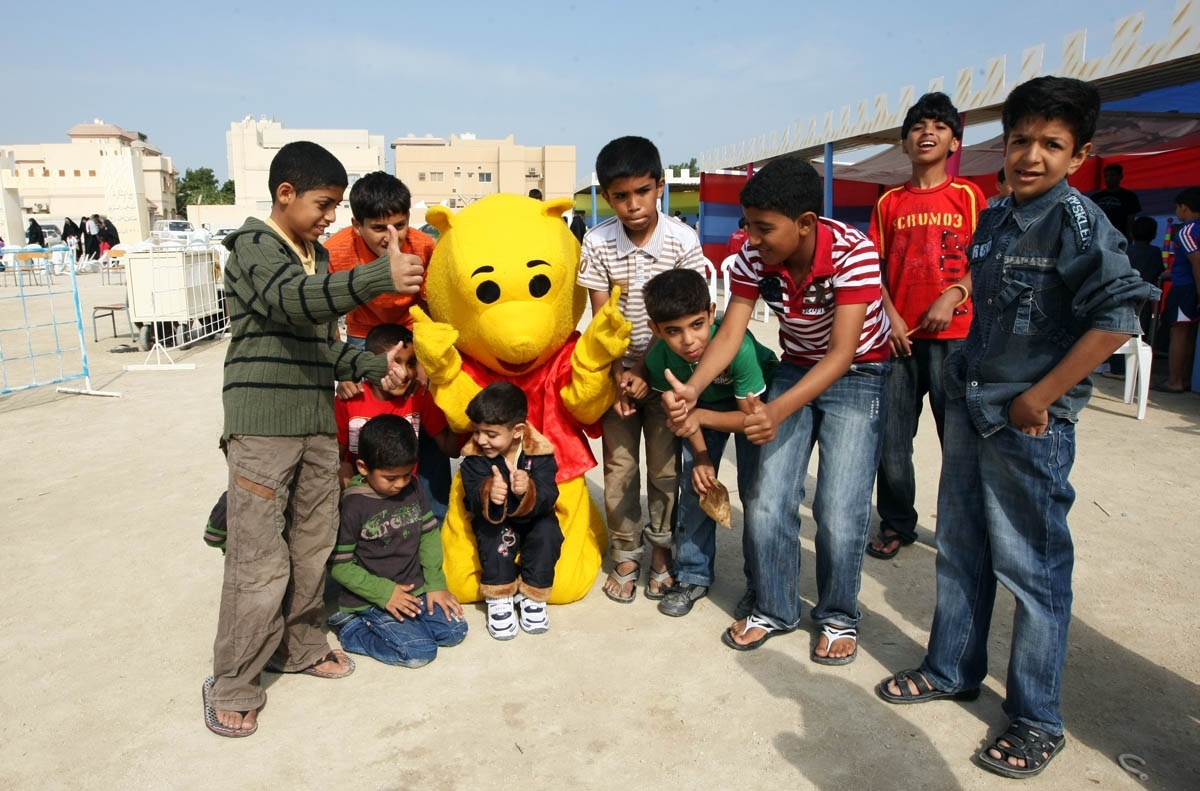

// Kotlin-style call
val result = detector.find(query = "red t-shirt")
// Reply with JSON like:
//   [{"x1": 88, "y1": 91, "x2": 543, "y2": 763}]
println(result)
[
  {"x1": 335, "y1": 381, "x2": 448, "y2": 467},
  {"x1": 325, "y1": 226, "x2": 436, "y2": 338},
  {"x1": 868, "y1": 177, "x2": 985, "y2": 340}
]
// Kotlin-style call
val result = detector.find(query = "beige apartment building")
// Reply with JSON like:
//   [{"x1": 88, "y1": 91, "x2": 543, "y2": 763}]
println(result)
[
  {"x1": 187, "y1": 117, "x2": 387, "y2": 232},
  {"x1": 392, "y1": 133, "x2": 575, "y2": 212},
  {"x1": 0, "y1": 121, "x2": 177, "y2": 247}
]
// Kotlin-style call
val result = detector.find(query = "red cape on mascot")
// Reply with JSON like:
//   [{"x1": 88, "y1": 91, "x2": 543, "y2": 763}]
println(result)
[{"x1": 412, "y1": 194, "x2": 630, "y2": 603}]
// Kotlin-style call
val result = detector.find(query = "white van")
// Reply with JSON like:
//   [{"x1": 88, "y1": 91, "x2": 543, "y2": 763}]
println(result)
[{"x1": 151, "y1": 219, "x2": 195, "y2": 243}]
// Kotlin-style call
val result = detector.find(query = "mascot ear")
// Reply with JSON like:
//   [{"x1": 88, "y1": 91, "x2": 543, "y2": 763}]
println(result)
[
  {"x1": 544, "y1": 197, "x2": 574, "y2": 220},
  {"x1": 426, "y1": 205, "x2": 454, "y2": 234}
]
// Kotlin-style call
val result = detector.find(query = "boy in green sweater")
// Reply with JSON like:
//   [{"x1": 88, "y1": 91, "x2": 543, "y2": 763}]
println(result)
[
  {"x1": 328, "y1": 414, "x2": 466, "y2": 666},
  {"x1": 203, "y1": 141, "x2": 426, "y2": 738}
]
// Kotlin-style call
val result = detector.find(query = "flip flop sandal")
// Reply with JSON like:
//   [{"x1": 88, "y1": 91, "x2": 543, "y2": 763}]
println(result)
[
  {"x1": 644, "y1": 567, "x2": 673, "y2": 600},
  {"x1": 866, "y1": 529, "x2": 910, "y2": 560},
  {"x1": 812, "y1": 624, "x2": 858, "y2": 665},
  {"x1": 721, "y1": 613, "x2": 791, "y2": 651},
  {"x1": 976, "y1": 721, "x2": 1066, "y2": 779},
  {"x1": 603, "y1": 563, "x2": 639, "y2": 604},
  {"x1": 875, "y1": 668, "x2": 981, "y2": 705},
  {"x1": 202, "y1": 676, "x2": 257, "y2": 738},
  {"x1": 268, "y1": 650, "x2": 356, "y2": 678}
]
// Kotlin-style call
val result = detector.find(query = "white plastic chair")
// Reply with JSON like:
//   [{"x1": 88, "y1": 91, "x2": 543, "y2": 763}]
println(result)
[
  {"x1": 1115, "y1": 336, "x2": 1152, "y2": 420},
  {"x1": 720, "y1": 254, "x2": 770, "y2": 323}
]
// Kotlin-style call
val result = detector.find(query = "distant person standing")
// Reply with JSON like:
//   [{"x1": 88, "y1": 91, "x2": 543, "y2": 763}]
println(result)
[
  {"x1": 26, "y1": 218, "x2": 46, "y2": 247},
  {"x1": 569, "y1": 211, "x2": 586, "y2": 243},
  {"x1": 1157, "y1": 187, "x2": 1200, "y2": 393},
  {"x1": 987, "y1": 169, "x2": 1012, "y2": 207},
  {"x1": 62, "y1": 217, "x2": 82, "y2": 259},
  {"x1": 1090, "y1": 164, "x2": 1141, "y2": 239},
  {"x1": 84, "y1": 214, "x2": 101, "y2": 260},
  {"x1": 726, "y1": 216, "x2": 748, "y2": 258}
]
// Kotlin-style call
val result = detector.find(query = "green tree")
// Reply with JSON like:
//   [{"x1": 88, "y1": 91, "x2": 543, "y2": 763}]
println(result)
[
  {"x1": 176, "y1": 167, "x2": 235, "y2": 213},
  {"x1": 667, "y1": 158, "x2": 698, "y2": 176}
]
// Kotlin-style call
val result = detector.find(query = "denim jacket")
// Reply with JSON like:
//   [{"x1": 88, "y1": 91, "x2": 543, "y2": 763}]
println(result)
[{"x1": 946, "y1": 179, "x2": 1157, "y2": 437}]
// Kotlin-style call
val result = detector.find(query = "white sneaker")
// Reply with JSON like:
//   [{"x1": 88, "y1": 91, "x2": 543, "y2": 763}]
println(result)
[
  {"x1": 515, "y1": 593, "x2": 550, "y2": 634},
  {"x1": 486, "y1": 596, "x2": 518, "y2": 641}
]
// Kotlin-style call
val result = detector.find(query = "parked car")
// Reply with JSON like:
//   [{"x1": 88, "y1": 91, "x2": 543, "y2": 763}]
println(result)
[
  {"x1": 151, "y1": 219, "x2": 195, "y2": 243},
  {"x1": 211, "y1": 227, "x2": 238, "y2": 244}
]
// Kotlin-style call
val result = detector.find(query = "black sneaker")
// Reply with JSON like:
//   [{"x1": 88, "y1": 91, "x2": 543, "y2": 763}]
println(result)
[
  {"x1": 733, "y1": 589, "x2": 757, "y2": 620},
  {"x1": 658, "y1": 583, "x2": 708, "y2": 617}
]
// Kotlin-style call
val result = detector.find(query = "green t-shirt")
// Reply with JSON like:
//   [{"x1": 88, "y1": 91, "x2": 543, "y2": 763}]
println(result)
[{"x1": 646, "y1": 321, "x2": 777, "y2": 404}]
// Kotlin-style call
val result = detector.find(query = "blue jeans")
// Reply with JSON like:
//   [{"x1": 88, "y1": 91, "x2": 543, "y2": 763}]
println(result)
[
  {"x1": 748, "y1": 361, "x2": 887, "y2": 628},
  {"x1": 920, "y1": 398, "x2": 1076, "y2": 735},
  {"x1": 876, "y1": 338, "x2": 961, "y2": 543},
  {"x1": 675, "y1": 402, "x2": 760, "y2": 588},
  {"x1": 330, "y1": 598, "x2": 468, "y2": 668}
]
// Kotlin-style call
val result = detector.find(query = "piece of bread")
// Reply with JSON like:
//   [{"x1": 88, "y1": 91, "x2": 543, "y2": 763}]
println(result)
[{"x1": 700, "y1": 481, "x2": 732, "y2": 529}]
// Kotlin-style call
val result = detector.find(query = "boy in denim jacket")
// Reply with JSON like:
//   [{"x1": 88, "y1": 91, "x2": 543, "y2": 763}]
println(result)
[{"x1": 877, "y1": 77, "x2": 1157, "y2": 779}]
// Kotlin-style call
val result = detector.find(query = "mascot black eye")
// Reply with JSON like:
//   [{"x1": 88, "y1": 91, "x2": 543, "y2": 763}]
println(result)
[
  {"x1": 526, "y1": 259, "x2": 552, "y2": 298},
  {"x1": 476, "y1": 280, "x2": 501, "y2": 304},
  {"x1": 529, "y1": 274, "x2": 551, "y2": 298}
]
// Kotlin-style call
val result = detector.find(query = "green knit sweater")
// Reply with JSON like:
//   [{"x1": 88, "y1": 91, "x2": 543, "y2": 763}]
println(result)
[{"x1": 221, "y1": 217, "x2": 395, "y2": 439}]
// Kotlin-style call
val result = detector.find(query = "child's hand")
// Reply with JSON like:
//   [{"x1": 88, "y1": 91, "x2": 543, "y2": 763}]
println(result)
[
  {"x1": 425, "y1": 589, "x2": 464, "y2": 620},
  {"x1": 669, "y1": 406, "x2": 701, "y2": 438},
  {"x1": 338, "y1": 460, "x2": 355, "y2": 490},
  {"x1": 613, "y1": 368, "x2": 638, "y2": 417},
  {"x1": 335, "y1": 380, "x2": 363, "y2": 400},
  {"x1": 624, "y1": 369, "x2": 649, "y2": 402},
  {"x1": 510, "y1": 465, "x2": 530, "y2": 496},
  {"x1": 692, "y1": 457, "x2": 717, "y2": 496},
  {"x1": 743, "y1": 392, "x2": 778, "y2": 445},
  {"x1": 385, "y1": 583, "x2": 422, "y2": 620},
  {"x1": 489, "y1": 465, "x2": 509, "y2": 504},
  {"x1": 386, "y1": 225, "x2": 425, "y2": 294},
  {"x1": 663, "y1": 368, "x2": 699, "y2": 418},
  {"x1": 886, "y1": 304, "x2": 913, "y2": 357},
  {"x1": 1008, "y1": 391, "x2": 1049, "y2": 436},
  {"x1": 917, "y1": 291, "x2": 957, "y2": 335}
]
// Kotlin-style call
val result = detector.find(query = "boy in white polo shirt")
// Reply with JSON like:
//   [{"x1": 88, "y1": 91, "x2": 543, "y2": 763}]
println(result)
[{"x1": 577, "y1": 135, "x2": 707, "y2": 604}]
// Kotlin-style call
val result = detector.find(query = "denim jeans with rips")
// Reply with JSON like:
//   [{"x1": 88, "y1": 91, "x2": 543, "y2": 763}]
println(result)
[
  {"x1": 675, "y1": 404, "x2": 760, "y2": 588},
  {"x1": 331, "y1": 598, "x2": 468, "y2": 668},
  {"x1": 876, "y1": 338, "x2": 961, "y2": 543},
  {"x1": 747, "y1": 361, "x2": 887, "y2": 629},
  {"x1": 919, "y1": 398, "x2": 1076, "y2": 735}
]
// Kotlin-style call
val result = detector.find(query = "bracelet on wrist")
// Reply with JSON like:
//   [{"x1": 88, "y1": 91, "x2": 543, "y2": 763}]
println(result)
[{"x1": 941, "y1": 282, "x2": 970, "y2": 308}]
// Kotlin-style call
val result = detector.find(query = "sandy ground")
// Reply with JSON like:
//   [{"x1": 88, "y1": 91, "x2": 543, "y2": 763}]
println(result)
[{"x1": 1, "y1": 272, "x2": 1197, "y2": 790}]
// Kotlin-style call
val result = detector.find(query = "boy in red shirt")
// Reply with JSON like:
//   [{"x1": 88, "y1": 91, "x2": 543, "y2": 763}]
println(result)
[
  {"x1": 866, "y1": 92, "x2": 986, "y2": 560},
  {"x1": 335, "y1": 324, "x2": 459, "y2": 490},
  {"x1": 326, "y1": 172, "x2": 436, "y2": 342}
]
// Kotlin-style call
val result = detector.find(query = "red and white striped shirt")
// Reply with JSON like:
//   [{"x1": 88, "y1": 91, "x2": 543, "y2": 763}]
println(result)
[{"x1": 729, "y1": 218, "x2": 890, "y2": 365}]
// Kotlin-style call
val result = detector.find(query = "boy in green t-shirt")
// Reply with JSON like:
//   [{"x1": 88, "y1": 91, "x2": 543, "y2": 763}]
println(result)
[{"x1": 643, "y1": 269, "x2": 777, "y2": 617}]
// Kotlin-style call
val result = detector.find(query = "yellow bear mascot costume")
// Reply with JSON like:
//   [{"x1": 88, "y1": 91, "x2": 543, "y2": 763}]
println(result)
[{"x1": 412, "y1": 194, "x2": 630, "y2": 604}]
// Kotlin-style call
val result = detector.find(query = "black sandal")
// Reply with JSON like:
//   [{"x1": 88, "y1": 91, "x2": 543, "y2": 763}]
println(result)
[
  {"x1": 976, "y1": 721, "x2": 1065, "y2": 779},
  {"x1": 876, "y1": 669, "x2": 980, "y2": 704},
  {"x1": 866, "y1": 528, "x2": 911, "y2": 559}
]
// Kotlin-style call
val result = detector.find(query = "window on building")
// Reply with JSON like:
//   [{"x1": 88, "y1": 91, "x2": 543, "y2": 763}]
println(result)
[
  {"x1": 88, "y1": 170, "x2": 96, "y2": 177},
  {"x1": 27, "y1": 168, "x2": 33, "y2": 176},
  {"x1": 430, "y1": 172, "x2": 444, "y2": 182},
  {"x1": 479, "y1": 172, "x2": 493, "y2": 183},
  {"x1": 58, "y1": 170, "x2": 65, "y2": 177},
  {"x1": 74, "y1": 170, "x2": 81, "y2": 177},
  {"x1": 418, "y1": 172, "x2": 426, "y2": 181}
]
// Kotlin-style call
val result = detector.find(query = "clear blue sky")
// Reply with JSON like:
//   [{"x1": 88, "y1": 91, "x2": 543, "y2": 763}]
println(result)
[{"x1": 3, "y1": 1, "x2": 1176, "y2": 186}]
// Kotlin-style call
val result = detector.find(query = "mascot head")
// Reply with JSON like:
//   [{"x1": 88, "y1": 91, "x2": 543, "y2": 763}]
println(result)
[{"x1": 424, "y1": 194, "x2": 585, "y2": 375}]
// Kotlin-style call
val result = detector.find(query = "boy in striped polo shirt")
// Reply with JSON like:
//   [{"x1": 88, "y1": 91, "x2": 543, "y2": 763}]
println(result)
[
  {"x1": 578, "y1": 136, "x2": 707, "y2": 604},
  {"x1": 664, "y1": 157, "x2": 891, "y2": 663},
  {"x1": 203, "y1": 141, "x2": 426, "y2": 738}
]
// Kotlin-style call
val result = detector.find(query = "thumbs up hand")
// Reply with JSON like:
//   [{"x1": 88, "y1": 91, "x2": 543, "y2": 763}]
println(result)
[
  {"x1": 489, "y1": 464, "x2": 509, "y2": 505},
  {"x1": 743, "y1": 392, "x2": 777, "y2": 445}
]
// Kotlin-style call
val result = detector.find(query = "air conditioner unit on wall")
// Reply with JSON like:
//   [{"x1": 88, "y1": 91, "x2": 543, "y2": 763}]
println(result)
[{"x1": 33, "y1": 202, "x2": 48, "y2": 213}]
